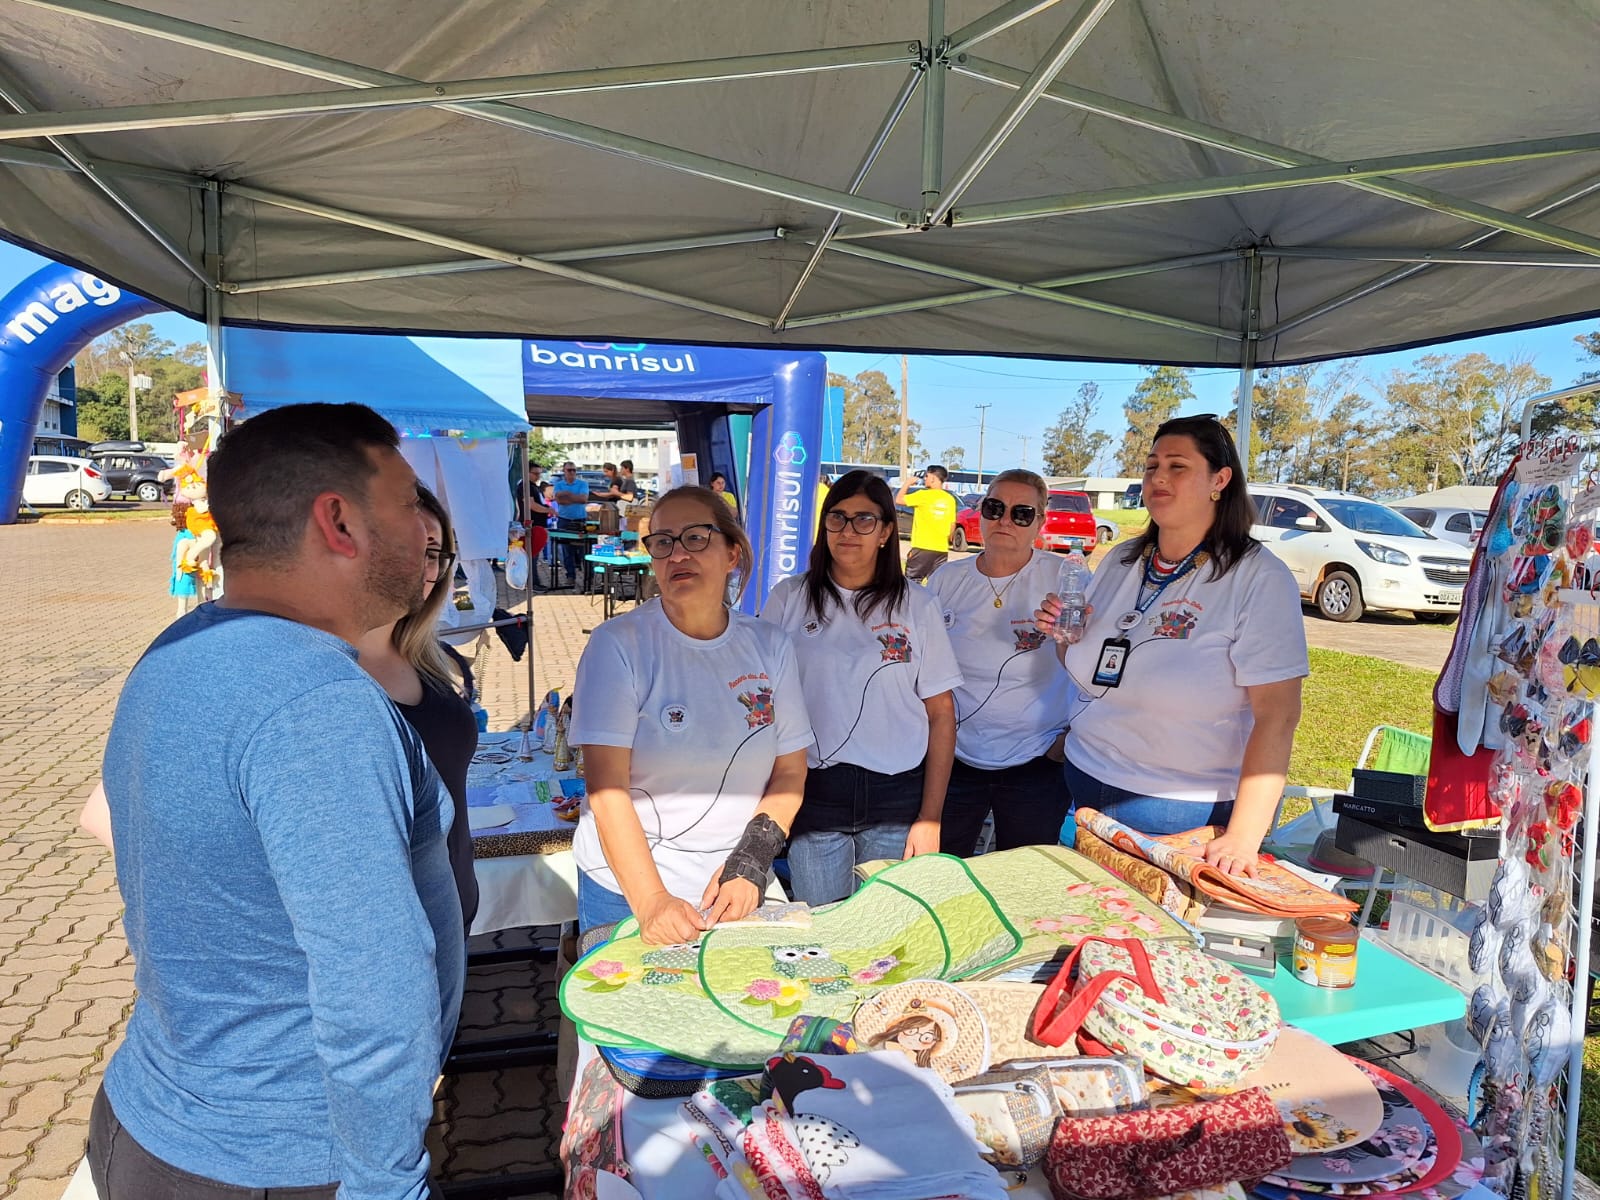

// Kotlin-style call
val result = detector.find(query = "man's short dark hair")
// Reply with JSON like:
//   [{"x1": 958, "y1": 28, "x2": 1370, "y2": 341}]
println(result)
[
  {"x1": 209, "y1": 402, "x2": 400, "y2": 568},
  {"x1": 603, "y1": 462, "x2": 617, "y2": 473},
  {"x1": 620, "y1": 459, "x2": 633, "y2": 472},
  {"x1": 925, "y1": 464, "x2": 949, "y2": 483}
]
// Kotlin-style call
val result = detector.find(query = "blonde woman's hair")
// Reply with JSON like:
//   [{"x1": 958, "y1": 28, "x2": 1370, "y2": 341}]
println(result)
[
  {"x1": 654, "y1": 484, "x2": 754, "y2": 601},
  {"x1": 988, "y1": 467, "x2": 1049, "y2": 512},
  {"x1": 393, "y1": 485, "x2": 463, "y2": 694}
]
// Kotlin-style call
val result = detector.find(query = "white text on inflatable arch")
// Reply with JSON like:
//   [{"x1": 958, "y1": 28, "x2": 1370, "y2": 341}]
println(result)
[
  {"x1": 4, "y1": 276, "x2": 123, "y2": 345},
  {"x1": 528, "y1": 343, "x2": 698, "y2": 374}
]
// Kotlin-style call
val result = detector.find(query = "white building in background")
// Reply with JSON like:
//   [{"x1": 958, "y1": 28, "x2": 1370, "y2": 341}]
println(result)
[
  {"x1": 542, "y1": 426, "x2": 667, "y2": 482},
  {"x1": 38, "y1": 370, "x2": 71, "y2": 435}
]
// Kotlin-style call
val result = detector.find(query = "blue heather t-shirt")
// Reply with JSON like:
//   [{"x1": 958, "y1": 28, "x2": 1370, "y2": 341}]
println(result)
[
  {"x1": 554, "y1": 476, "x2": 589, "y2": 520},
  {"x1": 102, "y1": 603, "x2": 464, "y2": 1200}
]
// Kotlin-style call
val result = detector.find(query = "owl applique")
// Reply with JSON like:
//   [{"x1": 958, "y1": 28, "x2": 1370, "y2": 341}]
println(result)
[{"x1": 771, "y1": 945, "x2": 853, "y2": 995}]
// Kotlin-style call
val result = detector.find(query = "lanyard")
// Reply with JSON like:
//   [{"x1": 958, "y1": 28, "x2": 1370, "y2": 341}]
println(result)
[{"x1": 1133, "y1": 546, "x2": 1204, "y2": 615}]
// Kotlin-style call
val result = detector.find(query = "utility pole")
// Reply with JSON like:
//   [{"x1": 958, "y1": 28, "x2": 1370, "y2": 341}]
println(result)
[
  {"x1": 126, "y1": 362, "x2": 140, "y2": 442},
  {"x1": 899, "y1": 354, "x2": 910, "y2": 486},
  {"x1": 975, "y1": 403, "x2": 993, "y2": 487},
  {"x1": 1020, "y1": 434, "x2": 1030, "y2": 471}
]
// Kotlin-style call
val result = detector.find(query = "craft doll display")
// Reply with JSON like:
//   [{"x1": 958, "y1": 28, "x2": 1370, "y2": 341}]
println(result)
[
  {"x1": 164, "y1": 463, "x2": 220, "y2": 599},
  {"x1": 167, "y1": 499, "x2": 198, "y2": 616}
]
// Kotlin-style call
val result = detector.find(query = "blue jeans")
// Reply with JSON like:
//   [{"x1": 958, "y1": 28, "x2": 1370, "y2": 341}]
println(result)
[
  {"x1": 1059, "y1": 758, "x2": 1234, "y2": 845},
  {"x1": 577, "y1": 872, "x2": 634, "y2": 934},
  {"x1": 788, "y1": 762, "x2": 924, "y2": 905}
]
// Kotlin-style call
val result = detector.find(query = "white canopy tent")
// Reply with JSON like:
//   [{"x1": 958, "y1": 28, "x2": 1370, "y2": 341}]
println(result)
[{"x1": 3, "y1": 0, "x2": 1600, "y2": 459}]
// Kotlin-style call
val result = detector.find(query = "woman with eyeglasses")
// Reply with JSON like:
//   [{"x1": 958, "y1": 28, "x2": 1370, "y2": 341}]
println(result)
[
  {"x1": 354, "y1": 485, "x2": 480, "y2": 934},
  {"x1": 1036, "y1": 415, "x2": 1307, "y2": 877},
  {"x1": 569, "y1": 486, "x2": 812, "y2": 944},
  {"x1": 928, "y1": 468, "x2": 1074, "y2": 855},
  {"x1": 760, "y1": 471, "x2": 963, "y2": 903}
]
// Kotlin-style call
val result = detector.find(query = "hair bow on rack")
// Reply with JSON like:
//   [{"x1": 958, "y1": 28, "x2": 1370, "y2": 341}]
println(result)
[{"x1": 1557, "y1": 636, "x2": 1600, "y2": 698}]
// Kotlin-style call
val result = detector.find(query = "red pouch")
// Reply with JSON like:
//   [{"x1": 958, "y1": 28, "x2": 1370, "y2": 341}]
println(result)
[{"x1": 1042, "y1": 1086, "x2": 1290, "y2": 1200}]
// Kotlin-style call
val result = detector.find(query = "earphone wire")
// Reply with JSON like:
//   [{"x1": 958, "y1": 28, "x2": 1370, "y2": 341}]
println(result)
[{"x1": 814, "y1": 659, "x2": 904, "y2": 768}]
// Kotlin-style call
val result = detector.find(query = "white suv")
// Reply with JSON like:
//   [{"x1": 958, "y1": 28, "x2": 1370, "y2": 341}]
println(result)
[{"x1": 1248, "y1": 484, "x2": 1472, "y2": 622}]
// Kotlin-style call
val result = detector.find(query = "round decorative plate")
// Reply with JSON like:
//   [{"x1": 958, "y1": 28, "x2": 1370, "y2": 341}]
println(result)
[
  {"x1": 1271, "y1": 1062, "x2": 1432, "y2": 1186},
  {"x1": 1239, "y1": 1027, "x2": 1384, "y2": 1154}
]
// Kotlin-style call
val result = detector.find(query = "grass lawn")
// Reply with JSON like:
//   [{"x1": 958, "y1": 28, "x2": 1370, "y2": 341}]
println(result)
[
  {"x1": 1094, "y1": 507, "x2": 1147, "y2": 536},
  {"x1": 1293, "y1": 646, "x2": 1599, "y2": 1179}
]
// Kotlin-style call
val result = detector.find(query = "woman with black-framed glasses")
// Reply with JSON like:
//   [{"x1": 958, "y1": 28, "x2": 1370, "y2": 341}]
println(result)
[
  {"x1": 569, "y1": 486, "x2": 812, "y2": 944},
  {"x1": 355, "y1": 484, "x2": 480, "y2": 936},
  {"x1": 760, "y1": 471, "x2": 963, "y2": 903},
  {"x1": 928, "y1": 468, "x2": 1074, "y2": 855}
]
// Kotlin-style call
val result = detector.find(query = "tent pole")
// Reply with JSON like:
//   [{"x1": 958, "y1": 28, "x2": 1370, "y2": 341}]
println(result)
[
  {"x1": 956, "y1": 56, "x2": 1600, "y2": 257},
  {"x1": 1261, "y1": 246, "x2": 1600, "y2": 267},
  {"x1": 928, "y1": 0, "x2": 1119, "y2": 226},
  {"x1": 519, "y1": 433, "x2": 537, "y2": 739},
  {"x1": 784, "y1": 248, "x2": 1240, "y2": 327},
  {"x1": 0, "y1": 61, "x2": 210, "y2": 286},
  {"x1": 772, "y1": 68, "x2": 921, "y2": 331},
  {"x1": 947, "y1": 0, "x2": 1069, "y2": 56},
  {"x1": 814, "y1": 238, "x2": 1238, "y2": 338},
  {"x1": 921, "y1": 0, "x2": 945, "y2": 220},
  {"x1": 1235, "y1": 253, "x2": 1262, "y2": 479},
  {"x1": 203, "y1": 184, "x2": 227, "y2": 427}
]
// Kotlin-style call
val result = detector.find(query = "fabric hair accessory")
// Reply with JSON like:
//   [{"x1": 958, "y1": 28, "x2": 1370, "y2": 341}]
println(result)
[
  {"x1": 1031, "y1": 936, "x2": 1280, "y2": 1090},
  {"x1": 718, "y1": 813, "x2": 788, "y2": 889},
  {"x1": 1043, "y1": 1086, "x2": 1291, "y2": 1200}
]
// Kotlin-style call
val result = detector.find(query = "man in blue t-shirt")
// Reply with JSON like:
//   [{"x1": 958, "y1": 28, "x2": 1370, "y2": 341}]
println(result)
[
  {"x1": 551, "y1": 459, "x2": 591, "y2": 588},
  {"x1": 92, "y1": 403, "x2": 463, "y2": 1200}
]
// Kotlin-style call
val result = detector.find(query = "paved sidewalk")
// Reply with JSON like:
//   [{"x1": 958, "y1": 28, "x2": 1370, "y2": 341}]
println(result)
[{"x1": 0, "y1": 519, "x2": 602, "y2": 1199}]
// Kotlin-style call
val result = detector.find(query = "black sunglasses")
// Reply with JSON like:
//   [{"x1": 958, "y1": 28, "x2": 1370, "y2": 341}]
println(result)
[{"x1": 980, "y1": 497, "x2": 1039, "y2": 526}]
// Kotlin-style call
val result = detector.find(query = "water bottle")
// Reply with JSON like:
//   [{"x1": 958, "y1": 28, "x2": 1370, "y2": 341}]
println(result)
[
  {"x1": 541, "y1": 689, "x2": 561, "y2": 752},
  {"x1": 1053, "y1": 551, "x2": 1091, "y2": 645}
]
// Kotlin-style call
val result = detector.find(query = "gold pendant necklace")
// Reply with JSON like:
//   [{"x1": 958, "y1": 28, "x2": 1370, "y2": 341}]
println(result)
[{"x1": 981, "y1": 554, "x2": 1023, "y2": 608}]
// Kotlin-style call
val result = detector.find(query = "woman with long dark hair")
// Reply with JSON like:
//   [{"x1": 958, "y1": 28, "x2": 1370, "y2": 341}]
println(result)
[
  {"x1": 1036, "y1": 415, "x2": 1307, "y2": 876},
  {"x1": 761, "y1": 471, "x2": 961, "y2": 904}
]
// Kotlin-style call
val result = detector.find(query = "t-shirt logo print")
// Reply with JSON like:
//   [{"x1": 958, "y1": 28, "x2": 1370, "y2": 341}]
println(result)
[
  {"x1": 1154, "y1": 606, "x2": 1199, "y2": 639},
  {"x1": 877, "y1": 631, "x2": 913, "y2": 663},
  {"x1": 1013, "y1": 627, "x2": 1047, "y2": 652},
  {"x1": 738, "y1": 686, "x2": 776, "y2": 728},
  {"x1": 660, "y1": 703, "x2": 690, "y2": 732}
]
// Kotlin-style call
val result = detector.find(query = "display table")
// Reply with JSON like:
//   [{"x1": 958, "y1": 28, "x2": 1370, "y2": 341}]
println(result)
[
  {"x1": 467, "y1": 733, "x2": 580, "y2": 934},
  {"x1": 1259, "y1": 933, "x2": 1465, "y2": 1045},
  {"x1": 585, "y1": 551, "x2": 651, "y2": 620}
]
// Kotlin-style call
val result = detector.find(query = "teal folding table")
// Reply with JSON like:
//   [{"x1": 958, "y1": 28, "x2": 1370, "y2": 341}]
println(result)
[{"x1": 1258, "y1": 935, "x2": 1465, "y2": 1045}]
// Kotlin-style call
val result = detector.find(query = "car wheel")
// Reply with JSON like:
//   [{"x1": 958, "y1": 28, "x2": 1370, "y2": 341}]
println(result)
[
  {"x1": 1315, "y1": 570, "x2": 1364, "y2": 622},
  {"x1": 1097, "y1": 524, "x2": 1115, "y2": 544},
  {"x1": 950, "y1": 526, "x2": 968, "y2": 552},
  {"x1": 136, "y1": 481, "x2": 163, "y2": 502},
  {"x1": 65, "y1": 490, "x2": 93, "y2": 511}
]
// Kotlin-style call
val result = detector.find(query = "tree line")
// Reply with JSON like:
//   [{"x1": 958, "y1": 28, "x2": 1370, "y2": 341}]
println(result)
[
  {"x1": 831, "y1": 334, "x2": 1600, "y2": 497},
  {"x1": 73, "y1": 322, "x2": 206, "y2": 443}
]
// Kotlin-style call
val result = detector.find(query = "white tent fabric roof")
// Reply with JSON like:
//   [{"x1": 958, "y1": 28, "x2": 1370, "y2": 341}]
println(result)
[{"x1": 3, "y1": 1, "x2": 1600, "y2": 367}]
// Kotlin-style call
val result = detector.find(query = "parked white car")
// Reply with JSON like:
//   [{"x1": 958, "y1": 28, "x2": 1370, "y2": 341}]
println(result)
[
  {"x1": 1249, "y1": 483, "x2": 1472, "y2": 622},
  {"x1": 21, "y1": 455, "x2": 112, "y2": 510},
  {"x1": 1388, "y1": 504, "x2": 1486, "y2": 550}
]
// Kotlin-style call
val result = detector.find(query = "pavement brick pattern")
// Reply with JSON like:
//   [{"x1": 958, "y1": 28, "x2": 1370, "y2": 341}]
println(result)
[{"x1": 0, "y1": 517, "x2": 609, "y2": 1199}]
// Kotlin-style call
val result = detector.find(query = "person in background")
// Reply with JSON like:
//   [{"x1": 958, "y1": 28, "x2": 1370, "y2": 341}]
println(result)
[
  {"x1": 523, "y1": 461, "x2": 553, "y2": 576},
  {"x1": 570, "y1": 486, "x2": 811, "y2": 944},
  {"x1": 617, "y1": 458, "x2": 640, "y2": 502},
  {"x1": 592, "y1": 462, "x2": 623, "y2": 504},
  {"x1": 91, "y1": 402, "x2": 460, "y2": 1200},
  {"x1": 929, "y1": 468, "x2": 1072, "y2": 855},
  {"x1": 356, "y1": 485, "x2": 479, "y2": 936},
  {"x1": 552, "y1": 460, "x2": 591, "y2": 588},
  {"x1": 896, "y1": 464, "x2": 957, "y2": 583},
  {"x1": 1036, "y1": 415, "x2": 1307, "y2": 876},
  {"x1": 709, "y1": 471, "x2": 740, "y2": 518},
  {"x1": 762, "y1": 471, "x2": 962, "y2": 904}
]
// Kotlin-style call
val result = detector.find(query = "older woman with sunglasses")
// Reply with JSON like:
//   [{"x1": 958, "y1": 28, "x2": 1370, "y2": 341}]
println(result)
[
  {"x1": 569, "y1": 486, "x2": 812, "y2": 944},
  {"x1": 928, "y1": 468, "x2": 1073, "y2": 855},
  {"x1": 761, "y1": 471, "x2": 963, "y2": 903},
  {"x1": 1036, "y1": 416, "x2": 1307, "y2": 877}
]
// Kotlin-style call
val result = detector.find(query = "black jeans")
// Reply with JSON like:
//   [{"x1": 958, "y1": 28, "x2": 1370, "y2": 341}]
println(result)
[
  {"x1": 938, "y1": 753, "x2": 1071, "y2": 856},
  {"x1": 88, "y1": 1086, "x2": 441, "y2": 1199}
]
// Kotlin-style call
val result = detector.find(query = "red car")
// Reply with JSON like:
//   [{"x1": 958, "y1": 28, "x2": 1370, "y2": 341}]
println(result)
[{"x1": 950, "y1": 489, "x2": 1097, "y2": 554}]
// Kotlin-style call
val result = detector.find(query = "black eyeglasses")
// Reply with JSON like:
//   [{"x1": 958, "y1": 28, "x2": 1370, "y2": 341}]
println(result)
[
  {"x1": 424, "y1": 548, "x2": 456, "y2": 574},
  {"x1": 823, "y1": 511, "x2": 886, "y2": 534},
  {"x1": 641, "y1": 524, "x2": 721, "y2": 559},
  {"x1": 980, "y1": 497, "x2": 1039, "y2": 526}
]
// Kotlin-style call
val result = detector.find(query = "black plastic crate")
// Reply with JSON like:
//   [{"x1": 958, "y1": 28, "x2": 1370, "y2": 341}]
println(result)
[
  {"x1": 1334, "y1": 814, "x2": 1497, "y2": 901},
  {"x1": 1333, "y1": 792, "x2": 1431, "y2": 831},
  {"x1": 1351, "y1": 768, "x2": 1428, "y2": 807}
]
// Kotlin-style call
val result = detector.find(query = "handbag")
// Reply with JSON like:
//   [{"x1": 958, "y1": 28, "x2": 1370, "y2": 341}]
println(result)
[
  {"x1": 1043, "y1": 1086, "x2": 1291, "y2": 1200},
  {"x1": 1031, "y1": 937, "x2": 1279, "y2": 1090}
]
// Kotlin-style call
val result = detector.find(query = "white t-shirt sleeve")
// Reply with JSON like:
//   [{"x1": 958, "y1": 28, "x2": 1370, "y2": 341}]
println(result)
[
  {"x1": 569, "y1": 626, "x2": 640, "y2": 747},
  {"x1": 912, "y1": 589, "x2": 964, "y2": 700},
  {"x1": 766, "y1": 625, "x2": 815, "y2": 757},
  {"x1": 1230, "y1": 551, "x2": 1311, "y2": 688},
  {"x1": 759, "y1": 576, "x2": 797, "y2": 627}
]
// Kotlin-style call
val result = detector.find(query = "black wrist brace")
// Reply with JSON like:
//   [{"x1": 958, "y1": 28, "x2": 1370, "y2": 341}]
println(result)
[{"x1": 718, "y1": 813, "x2": 788, "y2": 889}]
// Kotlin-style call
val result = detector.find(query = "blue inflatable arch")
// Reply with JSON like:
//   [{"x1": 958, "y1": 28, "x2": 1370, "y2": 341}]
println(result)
[
  {"x1": 0, "y1": 262, "x2": 163, "y2": 522},
  {"x1": 523, "y1": 340, "x2": 825, "y2": 613}
]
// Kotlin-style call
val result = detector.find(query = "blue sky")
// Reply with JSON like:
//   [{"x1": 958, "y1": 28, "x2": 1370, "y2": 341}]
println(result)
[{"x1": 5, "y1": 238, "x2": 1594, "y2": 475}]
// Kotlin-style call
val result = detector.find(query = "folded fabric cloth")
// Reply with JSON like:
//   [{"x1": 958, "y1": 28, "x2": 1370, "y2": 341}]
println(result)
[
  {"x1": 1075, "y1": 808, "x2": 1357, "y2": 919},
  {"x1": 761, "y1": 1051, "x2": 1009, "y2": 1200}
]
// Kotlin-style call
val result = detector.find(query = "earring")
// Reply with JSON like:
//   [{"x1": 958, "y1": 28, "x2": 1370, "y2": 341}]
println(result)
[{"x1": 1210, "y1": 491, "x2": 1221, "y2": 502}]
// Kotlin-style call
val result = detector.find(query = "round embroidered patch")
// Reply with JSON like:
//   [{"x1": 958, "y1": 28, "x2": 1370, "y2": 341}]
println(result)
[{"x1": 659, "y1": 702, "x2": 691, "y2": 733}]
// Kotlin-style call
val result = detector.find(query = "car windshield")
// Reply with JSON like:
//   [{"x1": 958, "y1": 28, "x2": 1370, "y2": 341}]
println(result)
[
  {"x1": 1047, "y1": 494, "x2": 1090, "y2": 513},
  {"x1": 1320, "y1": 497, "x2": 1432, "y2": 538}
]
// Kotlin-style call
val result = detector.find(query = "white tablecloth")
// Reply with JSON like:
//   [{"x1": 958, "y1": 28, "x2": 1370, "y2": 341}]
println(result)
[{"x1": 468, "y1": 732, "x2": 581, "y2": 934}]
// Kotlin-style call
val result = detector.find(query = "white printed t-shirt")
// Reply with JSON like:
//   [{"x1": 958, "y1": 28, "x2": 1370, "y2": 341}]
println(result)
[
  {"x1": 570, "y1": 599, "x2": 813, "y2": 901},
  {"x1": 928, "y1": 551, "x2": 1072, "y2": 770},
  {"x1": 1063, "y1": 543, "x2": 1309, "y2": 805},
  {"x1": 760, "y1": 575, "x2": 964, "y2": 775}
]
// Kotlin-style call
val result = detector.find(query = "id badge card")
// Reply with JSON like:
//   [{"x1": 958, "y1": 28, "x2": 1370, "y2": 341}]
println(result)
[{"x1": 1092, "y1": 637, "x2": 1131, "y2": 688}]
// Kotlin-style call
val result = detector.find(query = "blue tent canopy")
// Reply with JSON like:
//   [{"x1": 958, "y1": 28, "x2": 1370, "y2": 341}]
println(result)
[{"x1": 224, "y1": 328, "x2": 529, "y2": 436}]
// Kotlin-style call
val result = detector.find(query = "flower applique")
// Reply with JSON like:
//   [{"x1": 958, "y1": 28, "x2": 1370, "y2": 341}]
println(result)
[{"x1": 576, "y1": 959, "x2": 635, "y2": 992}]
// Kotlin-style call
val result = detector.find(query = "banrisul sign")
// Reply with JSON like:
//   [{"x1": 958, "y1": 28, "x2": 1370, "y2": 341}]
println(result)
[{"x1": 528, "y1": 342, "x2": 699, "y2": 374}]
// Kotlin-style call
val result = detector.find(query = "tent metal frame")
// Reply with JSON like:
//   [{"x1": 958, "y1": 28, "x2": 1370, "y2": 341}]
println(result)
[{"x1": 7, "y1": 0, "x2": 1600, "y2": 464}]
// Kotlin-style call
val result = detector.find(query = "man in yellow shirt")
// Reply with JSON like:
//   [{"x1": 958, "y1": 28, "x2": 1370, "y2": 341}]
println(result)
[{"x1": 895, "y1": 463, "x2": 958, "y2": 582}]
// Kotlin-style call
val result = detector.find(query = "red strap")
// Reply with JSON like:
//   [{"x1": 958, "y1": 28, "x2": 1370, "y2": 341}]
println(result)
[{"x1": 1030, "y1": 937, "x2": 1168, "y2": 1048}]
